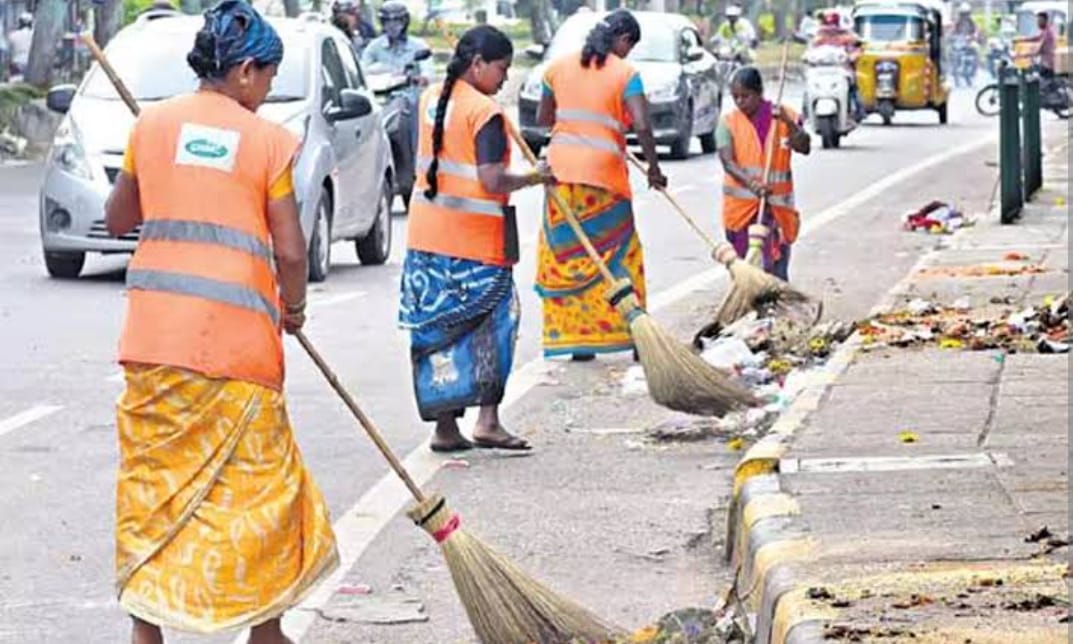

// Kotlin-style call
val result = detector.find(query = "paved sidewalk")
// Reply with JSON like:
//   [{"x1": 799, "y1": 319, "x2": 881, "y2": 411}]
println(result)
[{"x1": 728, "y1": 129, "x2": 1070, "y2": 643}]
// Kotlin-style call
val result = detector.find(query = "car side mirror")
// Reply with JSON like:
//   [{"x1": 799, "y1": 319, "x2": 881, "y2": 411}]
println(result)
[
  {"x1": 46, "y1": 84, "x2": 77, "y2": 114},
  {"x1": 686, "y1": 46, "x2": 706, "y2": 62},
  {"x1": 412, "y1": 48, "x2": 432, "y2": 62},
  {"x1": 525, "y1": 43, "x2": 545, "y2": 61},
  {"x1": 326, "y1": 89, "x2": 373, "y2": 122}
]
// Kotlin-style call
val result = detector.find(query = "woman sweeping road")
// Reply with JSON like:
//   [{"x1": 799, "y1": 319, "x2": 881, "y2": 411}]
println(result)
[
  {"x1": 103, "y1": 3, "x2": 338, "y2": 641},
  {"x1": 400, "y1": 25, "x2": 554, "y2": 453},
  {"x1": 717, "y1": 66, "x2": 810, "y2": 279},
  {"x1": 535, "y1": 9, "x2": 667, "y2": 362}
]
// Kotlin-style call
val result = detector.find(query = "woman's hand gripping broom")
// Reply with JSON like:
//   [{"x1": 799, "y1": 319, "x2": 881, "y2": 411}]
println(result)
[
  {"x1": 507, "y1": 123, "x2": 757, "y2": 417},
  {"x1": 81, "y1": 33, "x2": 617, "y2": 644}
]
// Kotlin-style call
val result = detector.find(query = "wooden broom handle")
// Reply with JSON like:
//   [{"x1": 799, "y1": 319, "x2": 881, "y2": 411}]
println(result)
[
  {"x1": 82, "y1": 31, "x2": 429, "y2": 505},
  {"x1": 624, "y1": 151, "x2": 720, "y2": 250},
  {"x1": 757, "y1": 40, "x2": 792, "y2": 219},
  {"x1": 505, "y1": 123, "x2": 619, "y2": 285},
  {"x1": 80, "y1": 33, "x2": 141, "y2": 117},
  {"x1": 295, "y1": 331, "x2": 427, "y2": 502}
]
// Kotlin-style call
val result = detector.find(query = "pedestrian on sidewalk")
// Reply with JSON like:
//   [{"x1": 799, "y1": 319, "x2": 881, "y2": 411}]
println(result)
[
  {"x1": 103, "y1": 2, "x2": 338, "y2": 642},
  {"x1": 717, "y1": 66, "x2": 810, "y2": 280},
  {"x1": 400, "y1": 25, "x2": 554, "y2": 453},
  {"x1": 535, "y1": 9, "x2": 667, "y2": 362}
]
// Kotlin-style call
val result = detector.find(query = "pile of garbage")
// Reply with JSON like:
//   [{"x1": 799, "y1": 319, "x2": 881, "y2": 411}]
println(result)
[
  {"x1": 858, "y1": 293, "x2": 1070, "y2": 354},
  {"x1": 902, "y1": 200, "x2": 973, "y2": 235}
]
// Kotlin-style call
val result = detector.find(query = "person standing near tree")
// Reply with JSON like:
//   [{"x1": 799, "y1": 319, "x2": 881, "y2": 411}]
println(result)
[{"x1": 103, "y1": 3, "x2": 338, "y2": 641}]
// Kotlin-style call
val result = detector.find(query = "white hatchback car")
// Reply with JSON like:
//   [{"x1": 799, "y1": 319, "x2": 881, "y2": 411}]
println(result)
[{"x1": 40, "y1": 8, "x2": 394, "y2": 281}]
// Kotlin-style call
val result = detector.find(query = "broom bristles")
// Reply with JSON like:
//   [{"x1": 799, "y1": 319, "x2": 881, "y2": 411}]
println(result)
[
  {"x1": 408, "y1": 495, "x2": 619, "y2": 644},
  {"x1": 716, "y1": 259, "x2": 815, "y2": 328},
  {"x1": 607, "y1": 285, "x2": 759, "y2": 416}
]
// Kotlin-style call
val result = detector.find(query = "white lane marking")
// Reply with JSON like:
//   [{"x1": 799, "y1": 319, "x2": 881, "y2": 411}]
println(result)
[
  {"x1": 648, "y1": 134, "x2": 998, "y2": 313},
  {"x1": 780, "y1": 452, "x2": 1010, "y2": 474},
  {"x1": 671, "y1": 183, "x2": 700, "y2": 196},
  {"x1": 257, "y1": 133, "x2": 1001, "y2": 643},
  {"x1": 0, "y1": 405, "x2": 63, "y2": 440},
  {"x1": 309, "y1": 292, "x2": 367, "y2": 309}
]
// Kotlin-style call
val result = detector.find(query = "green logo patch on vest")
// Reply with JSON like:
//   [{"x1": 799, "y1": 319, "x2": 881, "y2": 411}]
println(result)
[{"x1": 184, "y1": 139, "x2": 229, "y2": 159}]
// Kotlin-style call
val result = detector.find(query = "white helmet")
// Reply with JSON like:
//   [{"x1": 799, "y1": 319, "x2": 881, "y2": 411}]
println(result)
[
  {"x1": 725, "y1": 5, "x2": 743, "y2": 18},
  {"x1": 17, "y1": 12, "x2": 33, "y2": 28},
  {"x1": 957, "y1": 2, "x2": 971, "y2": 13}
]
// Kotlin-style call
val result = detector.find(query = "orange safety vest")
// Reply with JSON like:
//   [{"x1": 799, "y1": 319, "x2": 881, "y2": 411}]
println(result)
[
  {"x1": 407, "y1": 79, "x2": 514, "y2": 266},
  {"x1": 721, "y1": 106, "x2": 800, "y2": 244},
  {"x1": 544, "y1": 52, "x2": 635, "y2": 199},
  {"x1": 118, "y1": 92, "x2": 299, "y2": 391}
]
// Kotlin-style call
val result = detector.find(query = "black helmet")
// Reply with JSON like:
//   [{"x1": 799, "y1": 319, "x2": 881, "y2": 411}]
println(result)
[
  {"x1": 378, "y1": 0, "x2": 410, "y2": 30},
  {"x1": 332, "y1": 0, "x2": 359, "y2": 13}
]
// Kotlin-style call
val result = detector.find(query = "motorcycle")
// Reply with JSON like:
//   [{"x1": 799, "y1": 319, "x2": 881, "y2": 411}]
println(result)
[
  {"x1": 802, "y1": 45, "x2": 858, "y2": 149},
  {"x1": 985, "y1": 37, "x2": 1011, "y2": 80},
  {"x1": 366, "y1": 48, "x2": 432, "y2": 211},
  {"x1": 974, "y1": 65, "x2": 1071, "y2": 119},
  {"x1": 951, "y1": 35, "x2": 979, "y2": 87}
]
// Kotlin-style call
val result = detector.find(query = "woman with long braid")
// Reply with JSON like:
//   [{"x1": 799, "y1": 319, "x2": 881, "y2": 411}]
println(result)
[
  {"x1": 536, "y1": 9, "x2": 667, "y2": 361},
  {"x1": 400, "y1": 25, "x2": 554, "y2": 452}
]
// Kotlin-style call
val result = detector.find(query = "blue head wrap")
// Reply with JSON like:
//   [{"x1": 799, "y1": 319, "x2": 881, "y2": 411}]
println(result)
[{"x1": 194, "y1": 0, "x2": 283, "y2": 78}]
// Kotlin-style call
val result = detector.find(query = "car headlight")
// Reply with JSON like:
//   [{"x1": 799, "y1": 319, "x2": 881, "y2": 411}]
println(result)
[
  {"x1": 50, "y1": 117, "x2": 93, "y2": 181},
  {"x1": 646, "y1": 81, "x2": 679, "y2": 103},
  {"x1": 520, "y1": 76, "x2": 542, "y2": 102}
]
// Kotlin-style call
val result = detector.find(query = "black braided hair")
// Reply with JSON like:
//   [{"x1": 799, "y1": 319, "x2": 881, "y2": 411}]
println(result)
[
  {"x1": 580, "y1": 9, "x2": 641, "y2": 69},
  {"x1": 730, "y1": 65, "x2": 764, "y2": 94},
  {"x1": 424, "y1": 25, "x2": 513, "y2": 200}
]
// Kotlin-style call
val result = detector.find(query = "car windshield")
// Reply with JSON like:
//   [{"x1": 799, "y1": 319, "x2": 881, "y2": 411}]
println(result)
[
  {"x1": 1017, "y1": 10, "x2": 1066, "y2": 36},
  {"x1": 544, "y1": 15, "x2": 679, "y2": 63},
  {"x1": 81, "y1": 29, "x2": 309, "y2": 102},
  {"x1": 855, "y1": 14, "x2": 924, "y2": 41}
]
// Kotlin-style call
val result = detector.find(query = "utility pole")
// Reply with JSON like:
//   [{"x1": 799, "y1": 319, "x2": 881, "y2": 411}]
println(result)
[
  {"x1": 282, "y1": 0, "x2": 301, "y2": 16},
  {"x1": 93, "y1": 0, "x2": 122, "y2": 48},
  {"x1": 25, "y1": 0, "x2": 67, "y2": 88}
]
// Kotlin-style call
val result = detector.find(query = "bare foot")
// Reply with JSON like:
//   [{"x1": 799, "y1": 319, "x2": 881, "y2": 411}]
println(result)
[
  {"x1": 131, "y1": 617, "x2": 163, "y2": 644},
  {"x1": 431, "y1": 414, "x2": 473, "y2": 453}
]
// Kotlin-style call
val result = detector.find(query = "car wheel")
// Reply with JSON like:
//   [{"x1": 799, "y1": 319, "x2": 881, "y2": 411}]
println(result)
[
  {"x1": 699, "y1": 130, "x2": 717, "y2": 154},
  {"x1": 669, "y1": 105, "x2": 693, "y2": 160},
  {"x1": 44, "y1": 251, "x2": 85, "y2": 279},
  {"x1": 356, "y1": 176, "x2": 393, "y2": 265},
  {"x1": 308, "y1": 187, "x2": 332, "y2": 283}
]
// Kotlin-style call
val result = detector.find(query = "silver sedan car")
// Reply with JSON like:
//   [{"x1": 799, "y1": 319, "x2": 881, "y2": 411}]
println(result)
[{"x1": 39, "y1": 9, "x2": 394, "y2": 281}]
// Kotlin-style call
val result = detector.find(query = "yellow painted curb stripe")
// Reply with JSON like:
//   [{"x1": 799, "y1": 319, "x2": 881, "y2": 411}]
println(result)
[
  {"x1": 771, "y1": 586, "x2": 837, "y2": 644},
  {"x1": 745, "y1": 537, "x2": 816, "y2": 612},
  {"x1": 743, "y1": 494, "x2": 800, "y2": 529},
  {"x1": 732, "y1": 443, "x2": 787, "y2": 496}
]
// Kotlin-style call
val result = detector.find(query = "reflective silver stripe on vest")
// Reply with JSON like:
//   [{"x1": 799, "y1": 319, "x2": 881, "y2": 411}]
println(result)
[
  {"x1": 555, "y1": 109, "x2": 624, "y2": 133},
  {"x1": 722, "y1": 184, "x2": 795, "y2": 207},
  {"x1": 550, "y1": 132, "x2": 623, "y2": 155},
  {"x1": 767, "y1": 170, "x2": 792, "y2": 183},
  {"x1": 415, "y1": 156, "x2": 480, "y2": 181},
  {"x1": 411, "y1": 191, "x2": 504, "y2": 217},
  {"x1": 140, "y1": 219, "x2": 273, "y2": 263},
  {"x1": 127, "y1": 269, "x2": 280, "y2": 325}
]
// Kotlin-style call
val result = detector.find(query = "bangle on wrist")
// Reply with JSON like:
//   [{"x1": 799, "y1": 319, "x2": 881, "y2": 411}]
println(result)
[{"x1": 285, "y1": 299, "x2": 306, "y2": 313}]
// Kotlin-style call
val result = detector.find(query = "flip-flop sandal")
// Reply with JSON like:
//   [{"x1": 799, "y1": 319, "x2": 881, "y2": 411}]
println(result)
[
  {"x1": 472, "y1": 435, "x2": 532, "y2": 451},
  {"x1": 430, "y1": 439, "x2": 474, "y2": 453}
]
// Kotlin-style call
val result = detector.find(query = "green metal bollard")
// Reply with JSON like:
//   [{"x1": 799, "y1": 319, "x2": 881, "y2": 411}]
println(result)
[
  {"x1": 999, "y1": 64, "x2": 1023, "y2": 224},
  {"x1": 1022, "y1": 67, "x2": 1043, "y2": 199}
]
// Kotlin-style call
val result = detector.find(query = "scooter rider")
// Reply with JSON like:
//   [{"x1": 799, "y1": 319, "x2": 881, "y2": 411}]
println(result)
[
  {"x1": 332, "y1": 0, "x2": 376, "y2": 55},
  {"x1": 810, "y1": 11, "x2": 864, "y2": 122},
  {"x1": 713, "y1": 5, "x2": 757, "y2": 62},
  {"x1": 362, "y1": 1, "x2": 434, "y2": 153}
]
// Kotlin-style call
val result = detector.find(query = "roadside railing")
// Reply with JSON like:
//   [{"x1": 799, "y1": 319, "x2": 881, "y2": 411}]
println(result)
[{"x1": 998, "y1": 62, "x2": 1044, "y2": 224}]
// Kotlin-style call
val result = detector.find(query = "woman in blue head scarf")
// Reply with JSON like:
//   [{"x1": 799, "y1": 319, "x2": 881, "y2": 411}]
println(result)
[{"x1": 104, "y1": 3, "x2": 339, "y2": 643}]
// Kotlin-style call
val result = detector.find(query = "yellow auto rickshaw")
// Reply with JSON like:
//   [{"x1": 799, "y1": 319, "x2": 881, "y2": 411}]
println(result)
[
  {"x1": 853, "y1": 0, "x2": 950, "y2": 124},
  {"x1": 1012, "y1": 0, "x2": 1068, "y2": 74}
]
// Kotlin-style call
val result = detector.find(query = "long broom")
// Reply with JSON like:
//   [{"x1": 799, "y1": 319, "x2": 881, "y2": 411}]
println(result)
[
  {"x1": 622, "y1": 151, "x2": 817, "y2": 338},
  {"x1": 82, "y1": 33, "x2": 618, "y2": 644},
  {"x1": 507, "y1": 123, "x2": 757, "y2": 416}
]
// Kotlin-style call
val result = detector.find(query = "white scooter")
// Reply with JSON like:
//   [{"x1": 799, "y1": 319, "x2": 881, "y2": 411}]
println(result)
[{"x1": 802, "y1": 45, "x2": 857, "y2": 149}]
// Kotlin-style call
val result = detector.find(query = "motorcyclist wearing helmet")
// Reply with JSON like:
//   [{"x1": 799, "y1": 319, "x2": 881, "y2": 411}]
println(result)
[
  {"x1": 713, "y1": 5, "x2": 757, "y2": 61},
  {"x1": 952, "y1": 3, "x2": 982, "y2": 44},
  {"x1": 332, "y1": 0, "x2": 376, "y2": 54},
  {"x1": 361, "y1": 1, "x2": 434, "y2": 84},
  {"x1": 810, "y1": 11, "x2": 865, "y2": 122},
  {"x1": 7, "y1": 12, "x2": 33, "y2": 76}
]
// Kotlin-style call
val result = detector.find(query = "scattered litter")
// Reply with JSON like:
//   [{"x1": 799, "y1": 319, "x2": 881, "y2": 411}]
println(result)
[
  {"x1": 726, "y1": 437, "x2": 745, "y2": 451},
  {"x1": 337, "y1": 583, "x2": 373, "y2": 595},
  {"x1": 907, "y1": 298, "x2": 936, "y2": 316},
  {"x1": 902, "y1": 201, "x2": 971, "y2": 234},
  {"x1": 1026, "y1": 527, "x2": 1054, "y2": 543},
  {"x1": 916, "y1": 261, "x2": 1046, "y2": 279},
  {"x1": 441, "y1": 459, "x2": 469, "y2": 470},
  {"x1": 898, "y1": 431, "x2": 919, "y2": 444},
  {"x1": 1004, "y1": 251, "x2": 1029, "y2": 261},
  {"x1": 858, "y1": 293, "x2": 1070, "y2": 354},
  {"x1": 700, "y1": 337, "x2": 757, "y2": 370},
  {"x1": 952, "y1": 296, "x2": 972, "y2": 311},
  {"x1": 69, "y1": 554, "x2": 82, "y2": 562},
  {"x1": 1003, "y1": 594, "x2": 1062, "y2": 611},
  {"x1": 807, "y1": 587, "x2": 834, "y2": 600},
  {"x1": 892, "y1": 594, "x2": 934, "y2": 609}
]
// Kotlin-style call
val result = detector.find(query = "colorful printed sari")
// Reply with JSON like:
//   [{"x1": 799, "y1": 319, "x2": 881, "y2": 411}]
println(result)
[
  {"x1": 115, "y1": 365, "x2": 338, "y2": 633},
  {"x1": 399, "y1": 250, "x2": 519, "y2": 421},
  {"x1": 535, "y1": 183, "x2": 646, "y2": 357}
]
